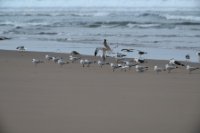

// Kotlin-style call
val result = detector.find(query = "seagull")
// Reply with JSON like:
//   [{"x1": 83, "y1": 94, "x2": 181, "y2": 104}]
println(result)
[
  {"x1": 80, "y1": 59, "x2": 95, "y2": 67},
  {"x1": 110, "y1": 63, "x2": 122, "y2": 72},
  {"x1": 121, "y1": 65, "x2": 130, "y2": 72},
  {"x1": 80, "y1": 59, "x2": 85, "y2": 67},
  {"x1": 165, "y1": 64, "x2": 178, "y2": 73},
  {"x1": 137, "y1": 50, "x2": 147, "y2": 57},
  {"x1": 154, "y1": 65, "x2": 164, "y2": 74},
  {"x1": 16, "y1": 46, "x2": 26, "y2": 56},
  {"x1": 123, "y1": 61, "x2": 137, "y2": 70},
  {"x1": 57, "y1": 59, "x2": 68, "y2": 67},
  {"x1": 69, "y1": 55, "x2": 81, "y2": 63},
  {"x1": 185, "y1": 54, "x2": 190, "y2": 60},
  {"x1": 135, "y1": 65, "x2": 148, "y2": 72},
  {"x1": 186, "y1": 65, "x2": 199, "y2": 74},
  {"x1": 52, "y1": 57, "x2": 61, "y2": 63},
  {"x1": 84, "y1": 59, "x2": 96, "y2": 67},
  {"x1": 97, "y1": 60, "x2": 109, "y2": 68},
  {"x1": 94, "y1": 39, "x2": 112, "y2": 61},
  {"x1": 16, "y1": 46, "x2": 26, "y2": 52},
  {"x1": 117, "y1": 52, "x2": 127, "y2": 58},
  {"x1": 32, "y1": 58, "x2": 44, "y2": 66},
  {"x1": 169, "y1": 58, "x2": 185, "y2": 66},
  {"x1": 185, "y1": 54, "x2": 190, "y2": 62},
  {"x1": 134, "y1": 58, "x2": 146, "y2": 64},
  {"x1": 45, "y1": 54, "x2": 53, "y2": 60},
  {"x1": 70, "y1": 51, "x2": 80, "y2": 56},
  {"x1": 121, "y1": 48, "x2": 134, "y2": 52}
]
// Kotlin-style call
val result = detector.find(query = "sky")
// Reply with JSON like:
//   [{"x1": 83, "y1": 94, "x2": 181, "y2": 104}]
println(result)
[{"x1": 0, "y1": 0, "x2": 199, "y2": 7}]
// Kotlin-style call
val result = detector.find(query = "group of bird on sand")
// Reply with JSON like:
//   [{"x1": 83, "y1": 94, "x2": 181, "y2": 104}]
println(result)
[{"x1": 17, "y1": 39, "x2": 200, "y2": 74}]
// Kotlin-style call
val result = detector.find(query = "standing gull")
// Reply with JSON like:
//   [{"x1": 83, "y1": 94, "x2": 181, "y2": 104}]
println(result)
[
  {"x1": 134, "y1": 58, "x2": 146, "y2": 64},
  {"x1": 135, "y1": 65, "x2": 148, "y2": 72},
  {"x1": 69, "y1": 55, "x2": 81, "y2": 63},
  {"x1": 185, "y1": 54, "x2": 190, "y2": 64},
  {"x1": 154, "y1": 66, "x2": 164, "y2": 74},
  {"x1": 117, "y1": 52, "x2": 127, "y2": 58},
  {"x1": 84, "y1": 59, "x2": 95, "y2": 67},
  {"x1": 16, "y1": 46, "x2": 26, "y2": 56},
  {"x1": 169, "y1": 58, "x2": 185, "y2": 66},
  {"x1": 97, "y1": 60, "x2": 109, "y2": 68},
  {"x1": 185, "y1": 54, "x2": 190, "y2": 60},
  {"x1": 80, "y1": 59, "x2": 95, "y2": 67},
  {"x1": 57, "y1": 59, "x2": 69, "y2": 67},
  {"x1": 94, "y1": 39, "x2": 112, "y2": 61},
  {"x1": 121, "y1": 65, "x2": 130, "y2": 72},
  {"x1": 32, "y1": 58, "x2": 44, "y2": 67},
  {"x1": 165, "y1": 64, "x2": 178, "y2": 73},
  {"x1": 45, "y1": 54, "x2": 53, "y2": 60},
  {"x1": 110, "y1": 63, "x2": 122, "y2": 72},
  {"x1": 186, "y1": 65, "x2": 199, "y2": 74},
  {"x1": 16, "y1": 46, "x2": 26, "y2": 52},
  {"x1": 52, "y1": 57, "x2": 61, "y2": 63},
  {"x1": 80, "y1": 59, "x2": 85, "y2": 67},
  {"x1": 123, "y1": 61, "x2": 137, "y2": 70}
]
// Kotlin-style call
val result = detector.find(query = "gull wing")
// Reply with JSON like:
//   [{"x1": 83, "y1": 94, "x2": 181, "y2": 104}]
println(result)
[
  {"x1": 94, "y1": 48, "x2": 99, "y2": 56},
  {"x1": 104, "y1": 41, "x2": 111, "y2": 50}
]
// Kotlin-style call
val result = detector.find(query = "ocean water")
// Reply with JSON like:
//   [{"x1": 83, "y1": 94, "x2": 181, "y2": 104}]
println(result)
[{"x1": 0, "y1": 6, "x2": 200, "y2": 62}]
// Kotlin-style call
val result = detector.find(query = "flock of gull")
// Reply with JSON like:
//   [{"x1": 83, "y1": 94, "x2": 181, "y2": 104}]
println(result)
[{"x1": 17, "y1": 39, "x2": 200, "y2": 74}]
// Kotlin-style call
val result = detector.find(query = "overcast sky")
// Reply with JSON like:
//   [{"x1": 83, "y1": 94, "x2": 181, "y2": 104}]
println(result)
[{"x1": 0, "y1": 0, "x2": 199, "y2": 7}]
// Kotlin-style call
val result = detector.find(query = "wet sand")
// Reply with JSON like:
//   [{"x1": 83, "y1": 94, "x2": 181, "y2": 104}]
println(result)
[{"x1": 0, "y1": 50, "x2": 200, "y2": 133}]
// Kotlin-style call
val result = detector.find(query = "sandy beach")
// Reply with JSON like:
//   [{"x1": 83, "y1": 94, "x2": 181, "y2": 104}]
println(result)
[{"x1": 0, "y1": 50, "x2": 200, "y2": 133}]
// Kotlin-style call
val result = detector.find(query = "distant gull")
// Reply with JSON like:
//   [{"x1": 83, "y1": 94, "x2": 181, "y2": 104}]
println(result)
[
  {"x1": 110, "y1": 63, "x2": 122, "y2": 72},
  {"x1": 185, "y1": 54, "x2": 190, "y2": 60},
  {"x1": 123, "y1": 61, "x2": 137, "y2": 70},
  {"x1": 57, "y1": 59, "x2": 69, "y2": 67},
  {"x1": 154, "y1": 65, "x2": 164, "y2": 74},
  {"x1": 94, "y1": 39, "x2": 112, "y2": 61},
  {"x1": 137, "y1": 50, "x2": 147, "y2": 57},
  {"x1": 52, "y1": 56, "x2": 61, "y2": 63},
  {"x1": 121, "y1": 48, "x2": 134, "y2": 52},
  {"x1": 80, "y1": 59, "x2": 95, "y2": 67},
  {"x1": 69, "y1": 55, "x2": 81, "y2": 63},
  {"x1": 134, "y1": 58, "x2": 146, "y2": 64},
  {"x1": 186, "y1": 65, "x2": 199, "y2": 74},
  {"x1": 185, "y1": 54, "x2": 190, "y2": 62},
  {"x1": 97, "y1": 60, "x2": 109, "y2": 68},
  {"x1": 135, "y1": 65, "x2": 148, "y2": 72},
  {"x1": 16, "y1": 46, "x2": 26, "y2": 52},
  {"x1": 121, "y1": 65, "x2": 130, "y2": 72},
  {"x1": 45, "y1": 54, "x2": 53, "y2": 60},
  {"x1": 117, "y1": 52, "x2": 127, "y2": 58},
  {"x1": 80, "y1": 59, "x2": 85, "y2": 67},
  {"x1": 84, "y1": 59, "x2": 96, "y2": 67},
  {"x1": 32, "y1": 58, "x2": 44, "y2": 67},
  {"x1": 169, "y1": 58, "x2": 185, "y2": 66},
  {"x1": 165, "y1": 64, "x2": 178, "y2": 73},
  {"x1": 70, "y1": 51, "x2": 80, "y2": 56}
]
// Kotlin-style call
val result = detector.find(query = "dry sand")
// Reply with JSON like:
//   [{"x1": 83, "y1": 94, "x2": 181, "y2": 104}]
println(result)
[{"x1": 0, "y1": 50, "x2": 200, "y2": 133}]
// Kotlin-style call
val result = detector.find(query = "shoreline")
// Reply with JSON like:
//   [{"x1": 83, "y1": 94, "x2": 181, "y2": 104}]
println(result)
[{"x1": 0, "y1": 39, "x2": 200, "y2": 63}]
